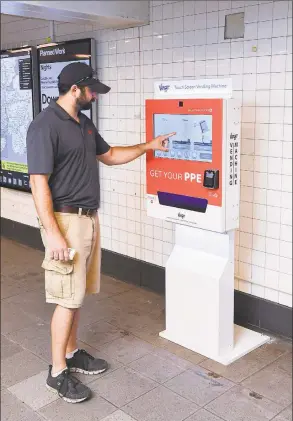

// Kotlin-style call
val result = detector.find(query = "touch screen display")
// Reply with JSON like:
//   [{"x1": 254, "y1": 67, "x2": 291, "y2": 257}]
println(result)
[{"x1": 153, "y1": 114, "x2": 212, "y2": 163}]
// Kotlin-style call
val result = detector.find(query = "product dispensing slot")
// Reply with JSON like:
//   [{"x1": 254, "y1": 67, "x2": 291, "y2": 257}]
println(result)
[{"x1": 158, "y1": 191, "x2": 208, "y2": 213}]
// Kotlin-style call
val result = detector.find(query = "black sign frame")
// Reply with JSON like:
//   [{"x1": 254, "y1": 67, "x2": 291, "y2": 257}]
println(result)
[
  {"x1": 37, "y1": 38, "x2": 96, "y2": 125},
  {"x1": 0, "y1": 46, "x2": 40, "y2": 192},
  {"x1": 0, "y1": 38, "x2": 96, "y2": 193}
]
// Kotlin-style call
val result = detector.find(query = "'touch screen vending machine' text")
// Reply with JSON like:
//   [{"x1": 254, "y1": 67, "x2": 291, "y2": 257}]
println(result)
[{"x1": 146, "y1": 79, "x2": 269, "y2": 365}]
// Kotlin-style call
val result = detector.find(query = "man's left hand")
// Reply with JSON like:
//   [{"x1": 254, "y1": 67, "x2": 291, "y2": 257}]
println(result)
[{"x1": 147, "y1": 132, "x2": 176, "y2": 151}]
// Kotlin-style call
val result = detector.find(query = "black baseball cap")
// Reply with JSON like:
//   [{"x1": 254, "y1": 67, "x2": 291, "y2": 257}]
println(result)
[{"x1": 58, "y1": 62, "x2": 111, "y2": 94}]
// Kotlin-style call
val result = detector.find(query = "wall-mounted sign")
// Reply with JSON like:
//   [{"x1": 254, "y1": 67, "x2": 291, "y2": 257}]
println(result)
[
  {"x1": 1, "y1": 38, "x2": 96, "y2": 193},
  {"x1": 38, "y1": 38, "x2": 95, "y2": 120},
  {"x1": 0, "y1": 47, "x2": 39, "y2": 191}
]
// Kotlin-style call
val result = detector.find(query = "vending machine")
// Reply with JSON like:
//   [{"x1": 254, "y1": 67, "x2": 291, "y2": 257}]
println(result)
[{"x1": 146, "y1": 79, "x2": 269, "y2": 365}]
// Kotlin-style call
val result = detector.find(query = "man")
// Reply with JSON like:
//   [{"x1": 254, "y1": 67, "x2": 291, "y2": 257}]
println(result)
[{"x1": 26, "y1": 62, "x2": 174, "y2": 404}]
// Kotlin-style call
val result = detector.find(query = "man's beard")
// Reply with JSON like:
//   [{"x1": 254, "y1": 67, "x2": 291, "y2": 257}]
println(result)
[{"x1": 76, "y1": 96, "x2": 94, "y2": 111}]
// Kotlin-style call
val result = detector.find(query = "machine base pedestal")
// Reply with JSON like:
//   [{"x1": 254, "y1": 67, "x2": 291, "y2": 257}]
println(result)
[{"x1": 159, "y1": 324, "x2": 270, "y2": 366}]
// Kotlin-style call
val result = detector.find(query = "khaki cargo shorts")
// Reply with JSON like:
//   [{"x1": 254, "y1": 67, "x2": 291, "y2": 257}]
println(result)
[{"x1": 39, "y1": 212, "x2": 101, "y2": 309}]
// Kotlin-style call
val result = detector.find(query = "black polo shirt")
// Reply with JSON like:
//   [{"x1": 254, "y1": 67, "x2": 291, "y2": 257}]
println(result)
[{"x1": 26, "y1": 100, "x2": 110, "y2": 209}]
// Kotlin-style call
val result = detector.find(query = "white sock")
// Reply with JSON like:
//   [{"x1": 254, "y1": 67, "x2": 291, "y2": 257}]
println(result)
[
  {"x1": 66, "y1": 348, "x2": 79, "y2": 359},
  {"x1": 52, "y1": 367, "x2": 67, "y2": 378}
]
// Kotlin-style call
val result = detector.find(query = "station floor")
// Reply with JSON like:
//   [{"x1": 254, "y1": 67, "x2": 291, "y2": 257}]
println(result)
[{"x1": 1, "y1": 237, "x2": 292, "y2": 421}]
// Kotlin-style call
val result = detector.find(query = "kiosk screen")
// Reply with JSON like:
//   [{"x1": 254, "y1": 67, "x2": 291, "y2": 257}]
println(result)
[{"x1": 153, "y1": 114, "x2": 213, "y2": 163}]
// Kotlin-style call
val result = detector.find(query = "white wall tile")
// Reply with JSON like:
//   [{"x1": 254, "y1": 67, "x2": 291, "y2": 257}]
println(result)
[
  {"x1": 285, "y1": 89, "x2": 292, "y2": 107},
  {"x1": 253, "y1": 203, "x2": 267, "y2": 221},
  {"x1": 266, "y1": 238, "x2": 280, "y2": 256},
  {"x1": 279, "y1": 292, "x2": 292, "y2": 307},
  {"x1": 251, "y1": 265, "x2": 265, "y2": 285},
  {"x1": 272, "y1": 36, "x2": 287, "y2": 55},
  {"x1": 253, "y1": 90, "x2": 270, "y2": 106},
  {"x1": 268, "y1": 173, "x2": 282, "y2": 191},
  {"x1": 173, "y1": 1, "x2": 184, "y2": 18},
  {"x1": 257, "y1": 56, "x2": 271, "y2": 73},
  {"x1": 253, "y1": 234, "x2": 266, "y2": 252},
  {"x1": 270, "y1": 72, "x2": 286, "y2": 90},
  {"x1": 253, "y1": 219, "x2": 267, "y2": 237},
  {"x1": 243, "y1": 74, "x2": 256, "y2": 91},
  {"x1": 289, "y1": 1, "x2": 293, "y2": 18},
  {"x1": 253, "y1": 172, "x2": 267, "y2": 189},
  {"x1": 280, "y1": 240, "x2": 292, "y2": 259},
  {"x1": 270, "y1": 89, "x2": 285, "y2": 106},
  {"x1": 281, "y1": 192, "x2": 292, "y2": 209},
  {"x1": 267, "y1": 189, "x2": 281, "y2": 207},
  {"x1": 239, "y1": 262, "x2": 252, "y2": 281},
  {"x1": 282, "y1": 202, "x2": 292, "y2": 223},
  {"x1": 280, "y1": 256, "x2": 292, "y2": 275},
  {"x1": 245, "y1": 5, "x2": 258, "y2": 24},
  {"x1": 163, "y1": 3, "x2": 174, "y2": 19},
  {"x1": 258, "y1": 20, "x2": 273, "y2": 39},
  {"x1": 266, "y1": 253, "x2": 280, "y2": 271},
  {"x1": 283, "y1": 107, "x2": 292, "y2": 125},
  {"x1": 185, "y1": 0, "x2": 196, "y2": 15},
  {"x1": 219, "y1": 1, "x2": 231, "y2": 12},
  {"x1": 287, "y1": 36, "x2": 292, "y2": 54},
  {"x1": 279, "y1": 272, "x2": 293, "y2": 294},
  {"x1": 283, "y1": 124, "x2": 292, "y2": 142},
  {"x1": 258, "y1": 2, "x2": 273, "y2": 22},
  {"x1": 272, "y1": 19, "x2": 288, "y2": 38},
  {"x1": 273, "y1": 1, "x2": 289, "y2": 20},
  {"x1": 241, "y1": 170, "x2": 254, "y2": 187},
  {"x1": 251, "y1": 283, "x2": 265, "y2": 298},
  {"x1": 265, "y1": 287, "x2": 279, "y2": 303},
  {"x1": 239, "y1": 279, "x2": 252, "y2": 293},
  {"x1": 271, "y1": 54, "x2": 287, "y2": 73},
  {"x1": 245, "y1": 22, "x2": 258, "y2": 40},
  {"x1": 207, "y1": 1, "x2": 218, "y2": 13},
  {"x1": 252, "y1": 250, "x2": 266, "y2": 267},
  {"x1": 266, "y1": 222, "x2": 281, "y2": 240}
]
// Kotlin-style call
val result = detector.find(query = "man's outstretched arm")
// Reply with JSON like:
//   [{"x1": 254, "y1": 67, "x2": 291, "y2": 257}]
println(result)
[{"x1": 97, "y1": 132, "x2": 175, "y2": 166}]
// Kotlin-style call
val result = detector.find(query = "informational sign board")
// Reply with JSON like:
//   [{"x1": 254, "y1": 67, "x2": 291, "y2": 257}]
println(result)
[
  {"x1": 38, "y1": 38, "x2": 95, "y2": 121},
  {"x1": 0, "y1": 47, "x2": 39, "y2": 191},
  {"x1": 1, "y1": 39, "x2": 96, "y2": 193}
]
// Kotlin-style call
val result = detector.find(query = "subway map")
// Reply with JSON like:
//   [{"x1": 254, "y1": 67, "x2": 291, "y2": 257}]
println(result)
[{"x1": 1, "y1": 53, "x2": 33, "y2": 172}]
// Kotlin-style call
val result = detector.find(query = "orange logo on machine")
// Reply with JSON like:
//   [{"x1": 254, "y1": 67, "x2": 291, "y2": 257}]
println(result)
[{"x1": 146, "y1": 98, "x2": 223, "y2": 207}]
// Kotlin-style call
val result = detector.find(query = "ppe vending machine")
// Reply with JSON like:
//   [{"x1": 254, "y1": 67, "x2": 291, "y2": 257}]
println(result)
[{"x1": 146, "y1": 79, "x2": 269, "y2": 365}]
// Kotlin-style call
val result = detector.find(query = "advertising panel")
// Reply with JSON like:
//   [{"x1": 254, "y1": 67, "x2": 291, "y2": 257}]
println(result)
[
  {"x1": 1, "y1": 39, "x2": 96, "y2": 192},
  {"x1": 0, "y1": 47, "x2": 38, "y2": 191},
  {"x1": 38, "y1": 38, "x2": 94, "y2": 120}
]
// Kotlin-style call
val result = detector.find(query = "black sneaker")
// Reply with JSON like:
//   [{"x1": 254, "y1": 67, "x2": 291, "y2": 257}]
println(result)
[
  {"x1": 46, "y1": 365, "x2": 91, "y2": 403},
  {"x1": 66, "y1": 349, "x2": 109, "y2": 375}
]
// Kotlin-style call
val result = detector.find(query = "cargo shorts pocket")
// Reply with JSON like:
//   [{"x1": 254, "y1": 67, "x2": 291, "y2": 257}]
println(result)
[{"x1": 42, "y1": 259, "x2": 74, "y2": 299}]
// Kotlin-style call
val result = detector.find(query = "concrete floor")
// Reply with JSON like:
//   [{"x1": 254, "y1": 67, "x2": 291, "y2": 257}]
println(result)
[{"x1": 1, "y1": 237, "x2": 292, "y2": 421}]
